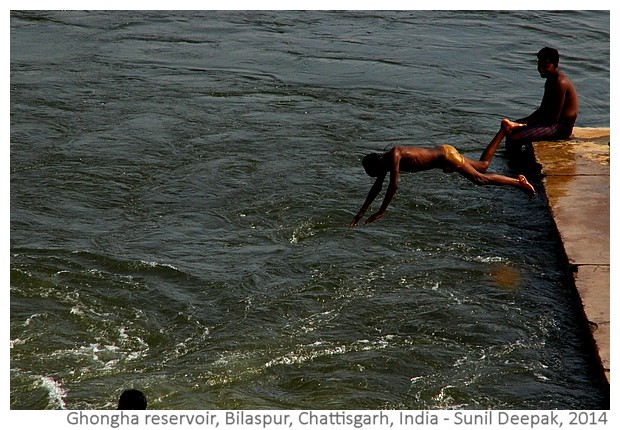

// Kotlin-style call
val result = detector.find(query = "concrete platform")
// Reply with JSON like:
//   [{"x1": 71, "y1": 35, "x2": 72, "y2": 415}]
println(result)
[{"x1": 531, "y1": 127, "x2": 610, "y2": 384}]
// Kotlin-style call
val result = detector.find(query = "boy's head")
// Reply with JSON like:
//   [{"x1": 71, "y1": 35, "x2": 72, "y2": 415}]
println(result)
[
  {"x1": 118, "y1": 389, "x2": 147, "y2": 410},
  {"x1": 536, "y1": 47, "x2": 559, "y2": 78},
  {"x1": 537, "y1": 47, "x2": 559, "y2": 66},
  {"x1": 362, "y1": 153, "x2": 384, "y2": 177}
]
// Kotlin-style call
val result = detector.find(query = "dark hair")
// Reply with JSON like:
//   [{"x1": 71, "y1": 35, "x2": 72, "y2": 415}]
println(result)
[
  {"x1": 117, "y1": 389, "x2": 147, "y2": 410},
  {"x1": 537, "y1": 47, "x2": 559, "y2": 66},
  {"x1": 362, "y1": 153, "x2": 383, "y2": 177}
]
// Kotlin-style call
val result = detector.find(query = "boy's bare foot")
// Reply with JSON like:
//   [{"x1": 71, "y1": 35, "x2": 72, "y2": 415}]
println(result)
[
  {"x1": 518, "y1": 175, "x2": 536, "y2": 197},
  {"x1": 501, "y1": 118, "x2": 527, "y2": 132}
]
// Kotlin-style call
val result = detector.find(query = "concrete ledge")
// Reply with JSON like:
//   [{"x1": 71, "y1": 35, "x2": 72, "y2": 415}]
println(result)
[{"x1": 531, "y1": 127, "x2": 610, "y2": 384}]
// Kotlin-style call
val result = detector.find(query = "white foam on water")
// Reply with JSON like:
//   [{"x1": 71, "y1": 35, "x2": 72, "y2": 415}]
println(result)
[
  {"x1": 23, "y1": 313, "x2": 44, "y2": 326},
  {"x1": 10, "y1": 338, "x2": 26, "y2": 348},
  {"x1": 38, "y1": 375, "x2": 67, "y2": 410}
]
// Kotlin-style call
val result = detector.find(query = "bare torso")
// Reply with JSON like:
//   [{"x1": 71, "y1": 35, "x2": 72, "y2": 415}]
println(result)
[
  {"x1": 558, "y1": 72, "x2": 579, "y2": 121},
  {"x1": 545, "y1": 70, "x2": 579, "y2": 123},
  {"x1": 388, "y1": 146, "x2": 444, "y2": 173}
]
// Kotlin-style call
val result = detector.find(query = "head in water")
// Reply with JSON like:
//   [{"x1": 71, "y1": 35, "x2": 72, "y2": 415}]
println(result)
[
  {"x1": 117, "y1": 389, "x2": 147, "y2": 410},
  {"x1": 362, "y1": 153, "x2": 384, "y2": 177}
]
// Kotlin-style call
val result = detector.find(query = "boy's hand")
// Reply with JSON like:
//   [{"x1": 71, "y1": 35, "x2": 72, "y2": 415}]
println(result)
[
  {"x1": 349, "y1": 212, "x2": 364, "y2": 228},
  {"x1": 365, "y1": 212, "x2": 384, "y2": 224}
]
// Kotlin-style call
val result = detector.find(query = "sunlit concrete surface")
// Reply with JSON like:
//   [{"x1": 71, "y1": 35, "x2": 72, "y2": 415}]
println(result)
[{"x1": 532, "y1": 127, "x2": 610, "y2": 384}]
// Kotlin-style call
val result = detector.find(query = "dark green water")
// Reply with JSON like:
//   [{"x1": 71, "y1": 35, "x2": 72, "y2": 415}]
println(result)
[{"x1": 10, "y1": 10, "x2": 610, "y2": 410}]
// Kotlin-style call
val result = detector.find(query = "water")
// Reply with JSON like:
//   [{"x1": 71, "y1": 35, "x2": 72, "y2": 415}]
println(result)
[{"x1": 10, "y1": 10, "x2": 610, "y2": 410}]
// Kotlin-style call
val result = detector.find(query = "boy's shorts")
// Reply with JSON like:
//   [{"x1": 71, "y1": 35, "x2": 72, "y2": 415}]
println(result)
[{"x1": 508, "y1": 118, "x2": 575, "y2": 142}]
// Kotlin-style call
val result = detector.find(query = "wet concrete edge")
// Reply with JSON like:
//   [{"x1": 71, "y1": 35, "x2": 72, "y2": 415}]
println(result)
[{"x1": 530, "y1": 127, "x2": 610, "y2": 388}]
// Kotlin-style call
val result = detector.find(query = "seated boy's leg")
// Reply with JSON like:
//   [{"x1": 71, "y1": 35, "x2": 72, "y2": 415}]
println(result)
[
  {"x1": 506, "y1": 124, "x2": 560, "y2": 155},
  {"x1": 512, "y1": 124, "x2": 559, "y2": 141}
]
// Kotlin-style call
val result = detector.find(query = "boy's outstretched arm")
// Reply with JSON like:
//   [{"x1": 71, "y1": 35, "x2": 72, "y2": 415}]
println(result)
[
  {"x1": 349, "y1": 174, "x2": 385, "y2": 227},
  {"x1": 364, "y1": 160, "x2": 399, "y2": 225}
]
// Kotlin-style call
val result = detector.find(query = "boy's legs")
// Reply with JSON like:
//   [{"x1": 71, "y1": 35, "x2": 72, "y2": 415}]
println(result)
[
  {"x1": 456, "y1": 161, "x2": 535, "y2": 197},
  {"x1": 466, "y1": 119, "x2": 529, "y2": 172},
  {"x1": 463, "y1": 124, "x2": 508, "y2": 173},
  {"x1": 505, "y1": 119, "x2": 574, "y2": 152}
]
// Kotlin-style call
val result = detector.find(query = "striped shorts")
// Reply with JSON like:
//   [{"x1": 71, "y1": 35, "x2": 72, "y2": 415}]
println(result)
[{"x1": 508, "y1": 119, "x2": 575, "y2": 143}]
